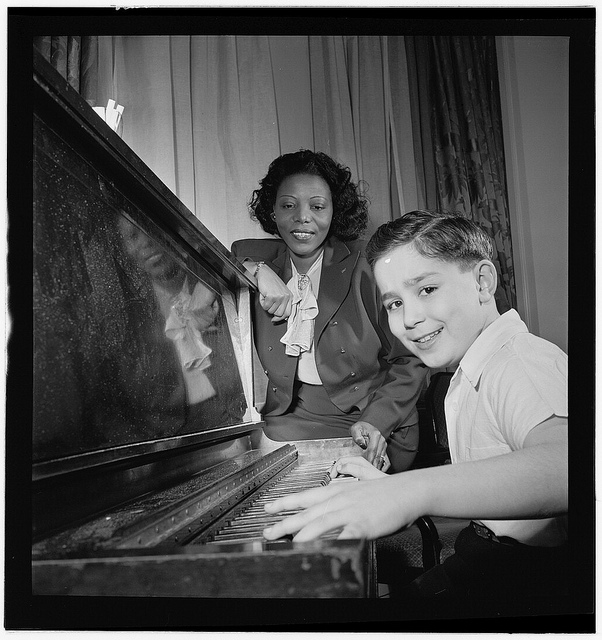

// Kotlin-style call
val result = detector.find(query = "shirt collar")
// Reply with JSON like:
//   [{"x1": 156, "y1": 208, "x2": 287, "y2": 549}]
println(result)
[{"x1": 457, "y1": 309, "x2": 528, "y2": 388}]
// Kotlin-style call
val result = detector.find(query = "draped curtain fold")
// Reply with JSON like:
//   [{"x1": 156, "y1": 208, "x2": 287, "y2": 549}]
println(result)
[
  {"x1": 308, "y1": 35, "x2": 420, "y2": 237},
  {"x1": 405, "y1": 35, "x2": 516, "y2": 311},
  {"x1": 111, "y1": 35, "x2": 281, "y2": 245},
  {"x1": 87, "y1": 35, "x2": 420, "y2": 246}
]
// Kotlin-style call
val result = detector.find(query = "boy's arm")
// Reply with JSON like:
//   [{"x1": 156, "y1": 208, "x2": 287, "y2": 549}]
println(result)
[{"x1": 263, "y1": 415, "x2": 567, "y2": 542}]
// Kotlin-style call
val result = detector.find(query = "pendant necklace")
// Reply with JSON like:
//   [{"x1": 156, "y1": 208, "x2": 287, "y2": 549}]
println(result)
[{"x1": 297, "y1": 274, "x2": 310, "y2": 291}]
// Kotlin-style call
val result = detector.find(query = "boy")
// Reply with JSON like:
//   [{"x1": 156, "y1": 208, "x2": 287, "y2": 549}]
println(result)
[{"x1": 262, "y1": 210, "x2": 568, "y2": 617}]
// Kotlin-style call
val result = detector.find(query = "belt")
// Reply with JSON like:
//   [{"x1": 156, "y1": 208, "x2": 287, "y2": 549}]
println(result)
[{"x1": 471, "y1": 521, "x2": 520, "y2": 546}]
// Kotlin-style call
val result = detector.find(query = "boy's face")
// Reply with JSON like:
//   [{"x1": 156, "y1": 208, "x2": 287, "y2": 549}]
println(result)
[{"x1": 373, "y1": 242, "x2": 496, "y2": 369}]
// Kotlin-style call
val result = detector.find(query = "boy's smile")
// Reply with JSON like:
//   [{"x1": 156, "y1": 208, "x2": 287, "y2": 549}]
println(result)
[{"x1": 374, "y1": 243, "x2": 499, "y2": 369}]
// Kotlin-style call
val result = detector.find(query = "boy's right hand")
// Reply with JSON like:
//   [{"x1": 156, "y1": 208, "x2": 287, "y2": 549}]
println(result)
[
  {"x1": 262, "y1": 474, "x2": 415, "y2": 542},
  {"x1": 329, "y1": 455, "x2": 387, "y2": 480}
]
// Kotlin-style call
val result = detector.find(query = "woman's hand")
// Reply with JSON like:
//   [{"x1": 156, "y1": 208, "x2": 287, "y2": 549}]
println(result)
[
  {"x1": 253, "y1": 263, "x2": 293, "y2": 323},
  {"x1": 349, "y1": 421, "x2": 390, "y2": 471},
  {"x1": 329, "y1": 455, "x2": 387, "y2": 480}
]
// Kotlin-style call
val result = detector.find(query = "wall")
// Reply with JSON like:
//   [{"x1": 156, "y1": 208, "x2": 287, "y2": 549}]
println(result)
[{"x1": 497, "y1": 36, "x2": 569, "y2": 352}]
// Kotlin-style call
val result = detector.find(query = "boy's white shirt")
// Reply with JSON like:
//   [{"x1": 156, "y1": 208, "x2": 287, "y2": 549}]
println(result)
[{"x1": 445, "y1": 309, "x2": 568, "y2": 547}]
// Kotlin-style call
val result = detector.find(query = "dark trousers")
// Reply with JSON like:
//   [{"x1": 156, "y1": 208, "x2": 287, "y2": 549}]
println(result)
[{"x1": 396, "y1": 523, "x2": 569, "y2": 619}]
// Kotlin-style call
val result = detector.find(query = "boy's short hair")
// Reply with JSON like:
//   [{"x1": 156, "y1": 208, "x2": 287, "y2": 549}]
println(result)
[{"x1": 366, "y1": 209, "x2": 494, "y2": 271}]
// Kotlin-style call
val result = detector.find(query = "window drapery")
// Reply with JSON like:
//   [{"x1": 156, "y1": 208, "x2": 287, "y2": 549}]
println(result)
[
  {"x1": 109, "y1": 36, "x2": 281, "y2": 246},
  {"x1": 37, "y1": 35, "x2": 420, "y2": 248},
  {"x1": 34, "y1": 36, "x2": 99, "y2": 106},
  {"x1": 309, "y1": 36, "x2": 420, "y2": 238},
  {"x1": 405, "y1": 35, "x2": 516, "y2": 311},
  {"x1": 33, "y1": 34, "x2": 515, "y2": 312},
  {"x1": 107, "y1": 35, "x2": 422, "y2": 246}
]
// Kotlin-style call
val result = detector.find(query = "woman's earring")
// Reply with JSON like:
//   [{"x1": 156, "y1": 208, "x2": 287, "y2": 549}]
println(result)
[{"x1": 270, "y1": 212, "x2": 276, "y2": 220}]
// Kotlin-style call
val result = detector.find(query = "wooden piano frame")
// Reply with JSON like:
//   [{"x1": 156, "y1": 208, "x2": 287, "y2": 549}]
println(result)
[{"x1": 31, "y1": 51, "x2": 376, "y2": 599}]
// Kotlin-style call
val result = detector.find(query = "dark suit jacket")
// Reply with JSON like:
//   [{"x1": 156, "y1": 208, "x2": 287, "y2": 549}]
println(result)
[{"x1": 231, "y1": 236, "x2": 427, "y2": 440}]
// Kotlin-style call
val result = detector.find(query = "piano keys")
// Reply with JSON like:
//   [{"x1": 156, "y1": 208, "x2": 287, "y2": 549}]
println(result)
[
  {"x1": 30, "y1": 50, "x2": 376, "y2": 599},
  {"x1": 33, "y1": 438, "x2": 375, "y2": 598}
]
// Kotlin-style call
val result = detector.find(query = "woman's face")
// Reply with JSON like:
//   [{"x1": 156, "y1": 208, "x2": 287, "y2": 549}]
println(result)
[
  {"x1": 273, "y1": 173, "x2": 333, "y2": 272},
  {"x1": 117, "y1": 216, "x2": 180, "y2": 282}
]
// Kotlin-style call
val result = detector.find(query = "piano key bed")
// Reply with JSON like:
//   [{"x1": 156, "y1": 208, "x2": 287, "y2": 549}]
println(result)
[{"x1": 32, "y1": 442, "x2": 376, "y2": 598}]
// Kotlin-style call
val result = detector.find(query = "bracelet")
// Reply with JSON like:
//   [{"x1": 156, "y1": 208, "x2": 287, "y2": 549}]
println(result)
[{"x1": 253, "y1": 261, "x2": 265, "y2": 277}]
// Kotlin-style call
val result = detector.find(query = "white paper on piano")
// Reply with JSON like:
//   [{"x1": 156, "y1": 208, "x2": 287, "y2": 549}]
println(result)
[{"x1": 92, "y1": 99, "x2": 124, "y2": 132}]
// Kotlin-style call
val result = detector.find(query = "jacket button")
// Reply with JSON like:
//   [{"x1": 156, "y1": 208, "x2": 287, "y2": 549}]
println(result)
[
  {"x1": 350, "y1": 372, "x2": 356, "y2": 377},
  {"x1": 272, "y1": 387, "x2": 277, "y2": 392},
  {"x1": 264, "y1": 370, "x2": 268, "y2": 375},
  {"x1": 340, "y1": 348, "x2": 346, "y2": 353},
  {"x1": 331, "y1": 321, "x2": 338, "y2": 326},
  {"x1": 268, "y1": 346, "x2": 273, "y2": 351},
  {"x1": 352, "y1": 386, "x2": 358, "y2": 392}
]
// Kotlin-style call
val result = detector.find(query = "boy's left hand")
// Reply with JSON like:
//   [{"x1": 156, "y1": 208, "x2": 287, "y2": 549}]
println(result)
[{"x1": 329, "y1": 455, "x2": 387, "y2": 480}]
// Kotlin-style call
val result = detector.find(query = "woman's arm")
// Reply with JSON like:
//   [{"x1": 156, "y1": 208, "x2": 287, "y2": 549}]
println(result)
[
  {"x1": 262, "y1": 416, "x2": 567, "y2": 542},
  {"x1": 231, "y1": 240, "x2": 293, "y2": 322},
  {"x1": 245, "y1": 260, "x2": 292, "y2": 322},
  {"x1": 357, "y1": 350, "x2": 427, "y2": 438}
]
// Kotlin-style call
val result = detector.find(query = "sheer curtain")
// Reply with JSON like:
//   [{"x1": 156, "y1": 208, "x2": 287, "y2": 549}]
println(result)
[
  {"x1": 308, "y1": 36, "x2": 420, "y2": 238},
  {"x1": 94, "y1": 35, "x2": 417, "y2": 248},
  {"x1": 107, "y1": 36, "x2": 280, "y2": 246},
  {"x1": 37, "y1": 33, "x2": 512, "y2": 296}
]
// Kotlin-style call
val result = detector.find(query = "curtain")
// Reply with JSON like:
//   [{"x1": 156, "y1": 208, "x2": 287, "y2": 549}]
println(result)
[
  {"x1": 405, "y1": 36, "x2": 516, "y2": 311},
  {"x1": 97, "y1": 35, "x2": 418, "y2": 248},
  {"x1": 34, "y1": 33, "x2": 512, "y2": 299},
  {"x1": 109, "y1": 36, "x2": 281, "y2": 247},
  {"x1": 308, "y1": 36, "x2": 420, "y2": 237},
  {"x1": 33, "y1": 36, "x2": 99, "y2": 106}
]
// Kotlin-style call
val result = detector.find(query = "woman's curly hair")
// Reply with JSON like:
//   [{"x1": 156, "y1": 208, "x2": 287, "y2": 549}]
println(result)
[{"x1": 248, "y1": 150, "x2": 369, "y2": 241}]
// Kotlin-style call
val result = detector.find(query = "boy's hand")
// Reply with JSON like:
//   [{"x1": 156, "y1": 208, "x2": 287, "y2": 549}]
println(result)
[
  {"x1": 329, "y1": 455, "x2": 387, "y2": 480},
  {"x1": 262, "y1": 476, "x2": 412, "y2": 542},
  {"x1": 349, "y1": 422, "x2": 390, "y2": 470}
]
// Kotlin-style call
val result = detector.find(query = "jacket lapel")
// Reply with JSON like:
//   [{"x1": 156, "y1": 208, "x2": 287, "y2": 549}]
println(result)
[
  {"x1": 314, "y1": 238, "x2": 359, "y2": 340},
  {"x1": 270, "y1": 238, "x2": 359, "y2": 342},
  {"x1": 272, "y1": 248, "x2": 292, "y2": 283}
]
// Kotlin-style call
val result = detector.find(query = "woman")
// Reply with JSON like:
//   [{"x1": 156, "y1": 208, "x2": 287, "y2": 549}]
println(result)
[{"x1": 232, "y1": 150, "x2": 426, "y2": 472}]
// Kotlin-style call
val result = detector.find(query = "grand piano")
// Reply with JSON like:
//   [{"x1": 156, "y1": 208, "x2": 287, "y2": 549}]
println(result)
[{"x1": 31, "y1": 51, "x2": 376, "y2": 599}]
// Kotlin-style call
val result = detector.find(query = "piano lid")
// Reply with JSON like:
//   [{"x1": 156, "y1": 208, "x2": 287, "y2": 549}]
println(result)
[{"x1": 33, "y1": 49, "x2": 262, "y2": 476}]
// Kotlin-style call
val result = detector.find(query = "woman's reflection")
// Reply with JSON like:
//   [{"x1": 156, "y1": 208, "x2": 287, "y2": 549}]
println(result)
[
  {"x1": 33, "y1": 206, "x2": 246, "y2": 461},
  {"x1": 116, "y1": 215, "x2": 246, "y2": 435},
  {"x1": 118, "y1": 216, "x2": 219, "y2": 406}
]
